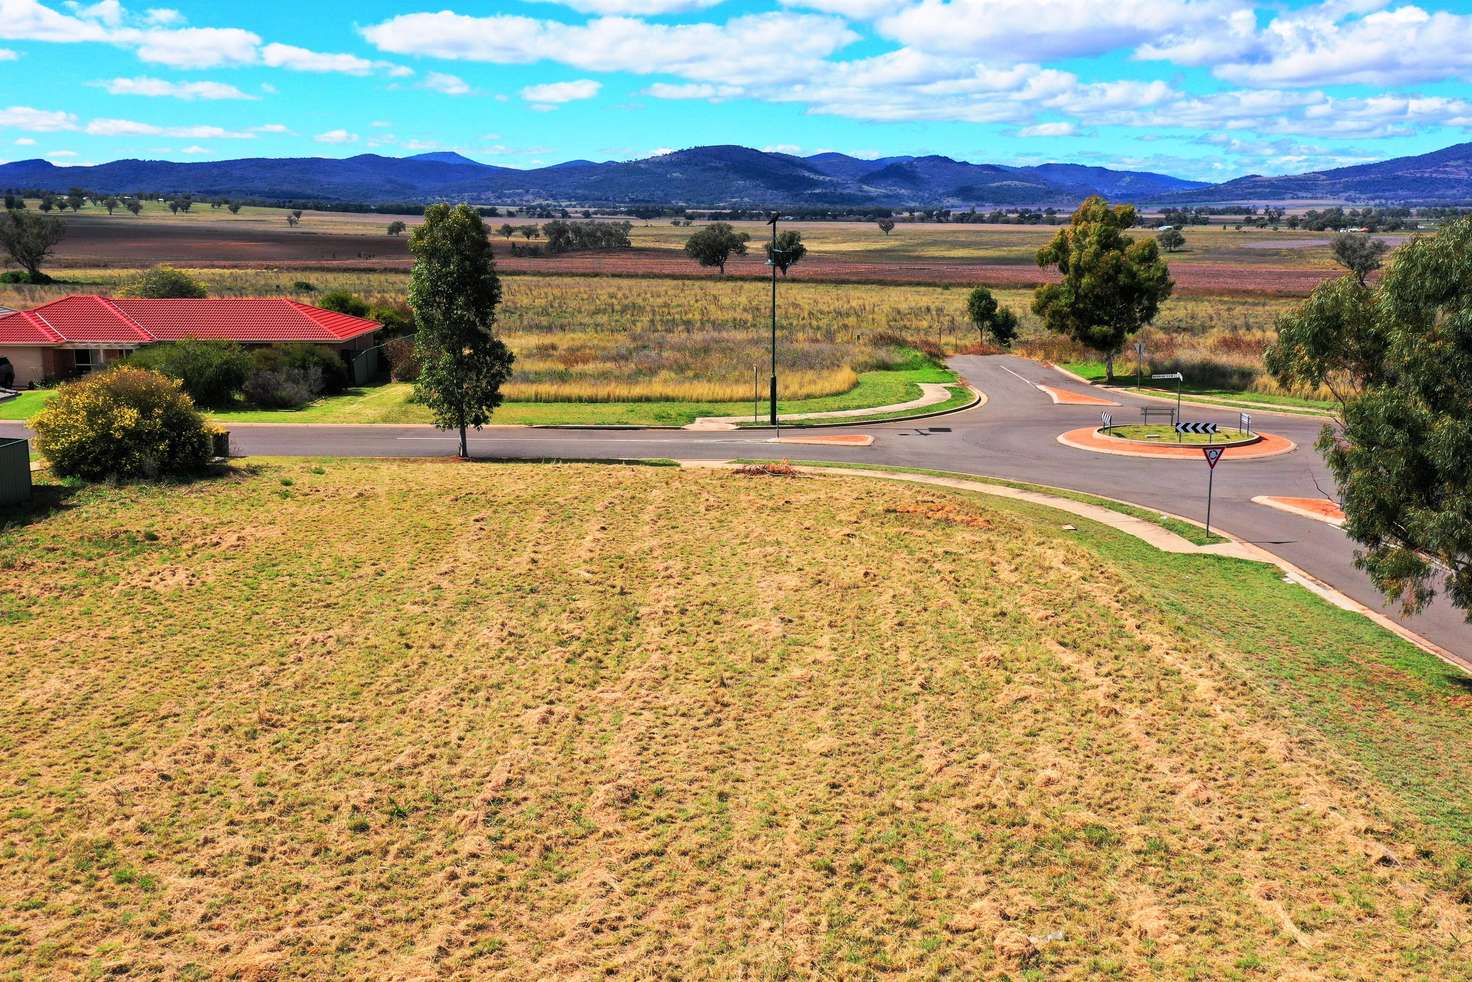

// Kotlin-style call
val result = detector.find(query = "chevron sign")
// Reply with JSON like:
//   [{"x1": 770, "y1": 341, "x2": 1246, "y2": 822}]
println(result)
[{"x1": 1175, "y1": 421, "x2": 1218, "y2": 434}]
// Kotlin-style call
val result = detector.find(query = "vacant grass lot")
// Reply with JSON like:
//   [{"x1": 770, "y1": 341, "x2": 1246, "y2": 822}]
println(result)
[{"x1": 1, "y1": 461, "x2": 1469, "y2": 979}]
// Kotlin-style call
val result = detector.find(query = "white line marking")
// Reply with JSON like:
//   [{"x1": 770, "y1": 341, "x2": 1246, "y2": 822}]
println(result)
[{"x1": 998, "y1": 365, "x2": 1040, "y2": 388}]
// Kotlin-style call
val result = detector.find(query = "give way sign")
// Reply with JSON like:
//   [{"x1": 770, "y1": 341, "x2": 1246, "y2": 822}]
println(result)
[{"x1": 1203, "y1": 446, "x2": 1224, "y2": 469}]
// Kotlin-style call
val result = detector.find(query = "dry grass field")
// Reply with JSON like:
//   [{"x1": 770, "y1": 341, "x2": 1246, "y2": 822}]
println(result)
[
  {"x1": 2, "y1": 461, "x2": 1470, "y2": 979},
  {"x1": 33, "y1": 206, "x2": 1353, "y2": 295}
]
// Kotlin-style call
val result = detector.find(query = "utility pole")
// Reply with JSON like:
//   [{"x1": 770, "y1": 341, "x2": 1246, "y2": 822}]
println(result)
[{"x1": 768, "y1": 213, "x2": 779, "y2": 427}]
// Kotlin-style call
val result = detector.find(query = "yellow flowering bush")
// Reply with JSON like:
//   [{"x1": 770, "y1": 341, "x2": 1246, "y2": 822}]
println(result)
[{"x1": 31, "y1": 367, "x2": 212, "y2": 480}]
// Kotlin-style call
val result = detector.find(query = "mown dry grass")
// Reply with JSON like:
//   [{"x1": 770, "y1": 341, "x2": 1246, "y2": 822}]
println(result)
[{"x1": 2, "y1": 461, "x2": 1469, "y2": 979}]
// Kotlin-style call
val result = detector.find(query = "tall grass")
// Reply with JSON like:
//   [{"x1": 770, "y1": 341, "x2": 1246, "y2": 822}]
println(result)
[{"x1": 3, "y1": 266, "x2": 1314, "y2": 403}]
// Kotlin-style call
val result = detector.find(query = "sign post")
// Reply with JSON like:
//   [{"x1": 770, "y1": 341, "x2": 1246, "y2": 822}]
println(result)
[
  {"x1": 1152, "y1": 371, "x2": 1184, "y2": 425},
  {"x1": 1100, "y1": 411, "x2": 1112, "y2": 433},
  {"x1": 1239, "y1": 411, "x2": 1252, "y2": 436},
  {"x1": 1202, "y1": 446, "x2": 1224, "y2": 535},
  {"x1": 1134, "y1": 340, "x2": 1145, "y2": 391}
]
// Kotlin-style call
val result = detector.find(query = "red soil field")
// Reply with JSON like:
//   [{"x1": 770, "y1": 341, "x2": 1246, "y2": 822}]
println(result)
[{"x1": 50, "y1": 221, "x2": 1337, "y2": 296}]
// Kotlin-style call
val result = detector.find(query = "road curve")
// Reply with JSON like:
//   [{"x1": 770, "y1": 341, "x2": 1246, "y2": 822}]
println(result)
[{"x1": 6, "y1": 354, "x2": 1468, "y2": 658}]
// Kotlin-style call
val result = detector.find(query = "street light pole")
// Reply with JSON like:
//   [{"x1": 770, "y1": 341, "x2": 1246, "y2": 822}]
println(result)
[{"x1": 768, "y1": 212, "x2": 779, "y2": 427}]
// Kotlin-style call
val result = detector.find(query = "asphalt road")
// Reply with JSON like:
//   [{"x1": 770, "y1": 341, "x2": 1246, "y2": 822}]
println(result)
[{"x1": 6, "y1": 353, "x2": 1468, "y2": 657}]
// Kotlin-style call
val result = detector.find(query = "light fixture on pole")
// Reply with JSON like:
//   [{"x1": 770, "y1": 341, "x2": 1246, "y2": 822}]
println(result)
[{"x1": 766, "y1": 212, "x2": 780, "y2": 427}]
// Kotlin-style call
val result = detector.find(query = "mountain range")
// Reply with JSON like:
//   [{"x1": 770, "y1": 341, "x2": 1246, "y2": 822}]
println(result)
[{"x1": 1, "y1": 141, "x2": 1469, "y2": 208}]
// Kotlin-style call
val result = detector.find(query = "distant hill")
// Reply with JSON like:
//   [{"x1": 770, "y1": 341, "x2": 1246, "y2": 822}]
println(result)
[
  {"x1": 0, "y1": 143, "x2": 1294, "y2": 209},
  {"x1": 405, "y1": 151, "x2": 487, "y2": 168},
  {"x1": 1164, "y1": 142, "x2": 1472, "y2": 204}
]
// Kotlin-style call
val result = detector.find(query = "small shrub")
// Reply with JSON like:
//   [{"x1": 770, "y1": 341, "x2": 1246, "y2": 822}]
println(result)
[
  {"x1": 125, "y1": 339, "x2": 251, "y2": 408},
  {"x1": 0, "y1": 270, "x2": 53, "y2": 284},
  {"x1": 31, "y1": 367, "x2": 213, "y2": 480},
  {"x1": 368, "y1": 300, "x2": 414, "y2": 336},
  {"x1": 292, "y1": 280, "x2": 315, "y2": 292},
  {"x1": 383, "y1": 337, "x2": 420, "y2": 381},
  {"x1": 318, "y1": 290, "x2": 369, "y2": 318},
  {"x1": 243, "y1": 366, "x2": 321, "y2": 409},
  {"x1": 116, "y1": 265, "x2": 207, "y2": 299},
  {"x1": 251, "y1": 344, "x2": 348, "y2": 395}
]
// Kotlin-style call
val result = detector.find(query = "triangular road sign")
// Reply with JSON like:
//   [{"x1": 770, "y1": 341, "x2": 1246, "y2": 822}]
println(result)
[{"x1": 1203, "y1": 446, "x2": 1224, "y2": 469}]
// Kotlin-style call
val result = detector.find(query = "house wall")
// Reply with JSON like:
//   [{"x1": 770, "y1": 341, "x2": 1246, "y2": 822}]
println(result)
[{"x1": 0, "y1": 347, "x2": 46, "y2": 387}]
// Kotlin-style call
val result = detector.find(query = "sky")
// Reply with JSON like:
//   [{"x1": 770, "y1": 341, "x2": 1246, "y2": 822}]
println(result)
[{"x1": 2, "y1": 0, "x2": 1472, "y2": 180}]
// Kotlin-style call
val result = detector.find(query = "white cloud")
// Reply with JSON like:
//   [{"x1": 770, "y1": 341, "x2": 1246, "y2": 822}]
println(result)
[
  {"x1": 0, "y1": 0, "x2": 112, "y2": 42},
  {"x1": 14, "y1": 137, "x2": 36, "y2": 145},
  {"x1": 124, "y1": 26, "x2": 260, "y2": 67},
  {"x1": 777, "y1": 0, "x2": 896, "y2": 18},
  {"x1": 1140, "y1": 2, "x2": 1472, "y2": 87},
  {"x1": 643, "y1": 82, "x2": 742, "y2": 101},
  {"x1": 44, "y1": 149, "x2": 77, "y2": 158},
  {"x1": 84, "y1": 117, "x2": 256, "y2": 138},
  {"x1": 874, "y1": 0, "x2": 1234, "y2": 61},
  {"x1": 371, "y1": 119, "x2": 392, "y2": 128},
  {"x1": 361, "y1": 11, "x2": 859, "y2": 84},
  {"x1": 0, "y1": 47, "x2": 17, "y2": 59},
  {"x1": 97, "y1": 76, "x2": 256, "y2": 100},
  {"x1": 261, "y1": 42, "x2": 410, "y2": 77},
  {"x1": 142, "y1": 7, "x2": 182, "y2": 25},
  {"x1": 761, "y1": 143, "x2": 802, "y2": 153},
  {"x1": 76, "y1": 0, "x2": 123, "y2": 26},
  {"x1": 0, "y1": 105, "x2": 78, "y2": 130},
  {"x1": 180, "y1": 144, "x2": 209, "y2": 154},
  {"x1": 252, "y1": 122, "x2": 289, "y2": 133},
  {"x1": 314, "y1": 128, "x2": 358, "y2": 144},
  {"x1": 1019, "y1": 121, "x2": 1077, "y2": 137},
  {"x1": 529, "y1": 0, "x2": 721, "y2": 11},
  {"x1": 422, "y1": 71, "x2": 470, "y2": 95},
  {"x1": 520, "y1": 78, "x2": 601, "y2": 104}
]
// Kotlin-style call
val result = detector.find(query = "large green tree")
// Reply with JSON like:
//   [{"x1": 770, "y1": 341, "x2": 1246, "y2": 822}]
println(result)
[
  {"x1": 1330, "y1": 231, "x2": 1390, "y2": 285},
  {"x1": 408, "y1": 203, "x2": 515, "y2": 458},
  {"x1": 1032, "y1": 197, "x2": 1173, "y2": 381},
  {"x1": 966, "y1": 286, "x2": 1018, "y2": 347},
  {"x1": 1266, "y1": 218, "x2": 1472, "y2": 617},
  {"x1": 764, "y1": 229, "x2": 806, "y2": 276},
  {"x1": 0, "y1": 208, "x2": 65, "y2": 282},
  {"x1": 683, "y1": 222, "x2": 749, "y2": 275}
]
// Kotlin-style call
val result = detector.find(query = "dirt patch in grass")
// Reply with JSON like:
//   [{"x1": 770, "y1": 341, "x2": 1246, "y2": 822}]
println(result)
[{"x1": 0, "y1": 461, "x2": 1468, "y2": 978}]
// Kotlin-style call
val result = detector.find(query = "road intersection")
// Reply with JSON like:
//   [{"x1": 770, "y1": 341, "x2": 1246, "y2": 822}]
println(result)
[{"x1": 7, "y1": 353, "x2": 1468, "y2": 659}]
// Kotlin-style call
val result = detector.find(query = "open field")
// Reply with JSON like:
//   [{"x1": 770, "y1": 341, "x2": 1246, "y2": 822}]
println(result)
[
  {"x1": 30, "y1": 207, "x2": 1360, "y2": 295},
  {"x1": 2, "y1": 460, "x2": 1471, "y2": 978}
]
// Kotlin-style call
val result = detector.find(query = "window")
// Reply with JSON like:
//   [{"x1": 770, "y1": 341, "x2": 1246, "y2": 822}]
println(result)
[{"x1": 73, "y1": 349, "x2": 97, "y2": 372}]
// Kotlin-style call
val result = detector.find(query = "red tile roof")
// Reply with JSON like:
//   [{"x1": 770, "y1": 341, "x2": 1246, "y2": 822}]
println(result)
[{"x1": 0, "y1": 296, "x2": 380, "y2": 346}]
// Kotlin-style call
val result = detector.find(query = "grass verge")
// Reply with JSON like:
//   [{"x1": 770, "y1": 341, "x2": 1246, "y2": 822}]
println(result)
[
  {"x1": 1059, "y1": 361, "x2": 1336, "y2": 415},
  {"x1": 0, "y1": 460, "x2": 1468, "y2": 978}
]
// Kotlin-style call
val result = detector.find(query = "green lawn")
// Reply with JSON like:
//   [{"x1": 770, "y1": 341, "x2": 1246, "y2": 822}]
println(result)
[
  {"x1": 0, "y1": 391, "x2": 53, "y2": 421},
  {"x1": 1061, "y1": 360, "x2": 1337, "y2": 414},
  {"x1": 214, "y1": 352, "x2": 957, "y2": 427}
]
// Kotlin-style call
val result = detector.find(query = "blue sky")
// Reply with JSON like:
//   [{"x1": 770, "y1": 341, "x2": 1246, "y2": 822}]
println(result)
[{"x1": 3, "y1": 0, "x2": 1472, "y2": 180}]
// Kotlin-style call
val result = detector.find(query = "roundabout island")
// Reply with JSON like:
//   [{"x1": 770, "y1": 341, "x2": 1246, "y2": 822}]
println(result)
[{"x1": 1057, "y1": 424, "x2": 1297, "y2": 460}]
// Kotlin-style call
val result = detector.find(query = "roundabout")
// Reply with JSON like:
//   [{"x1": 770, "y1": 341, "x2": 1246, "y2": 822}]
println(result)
[{"x1": 1057, "y1": 425, "x2": 1297, "y2": 460}]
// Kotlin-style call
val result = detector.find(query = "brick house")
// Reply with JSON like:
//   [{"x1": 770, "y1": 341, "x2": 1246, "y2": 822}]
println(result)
[{"x1": 0, "y1": 296, "x2": 382, "y2": 388}]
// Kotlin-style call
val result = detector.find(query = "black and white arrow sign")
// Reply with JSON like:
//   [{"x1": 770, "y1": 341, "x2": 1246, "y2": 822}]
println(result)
[{"x1": 1175, "y1": 421, "x2": 1218, "y2": 434}]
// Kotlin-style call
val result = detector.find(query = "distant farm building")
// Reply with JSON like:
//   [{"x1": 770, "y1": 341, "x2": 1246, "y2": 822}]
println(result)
[{"x1": 0, "y1": 296, "x2": 381, "y2": 387}]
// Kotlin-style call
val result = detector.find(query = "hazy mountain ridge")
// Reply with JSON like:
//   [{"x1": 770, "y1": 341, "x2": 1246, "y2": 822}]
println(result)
[{"x1": 3, "y1": 141, "x2": 1467, "y2": 207}]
